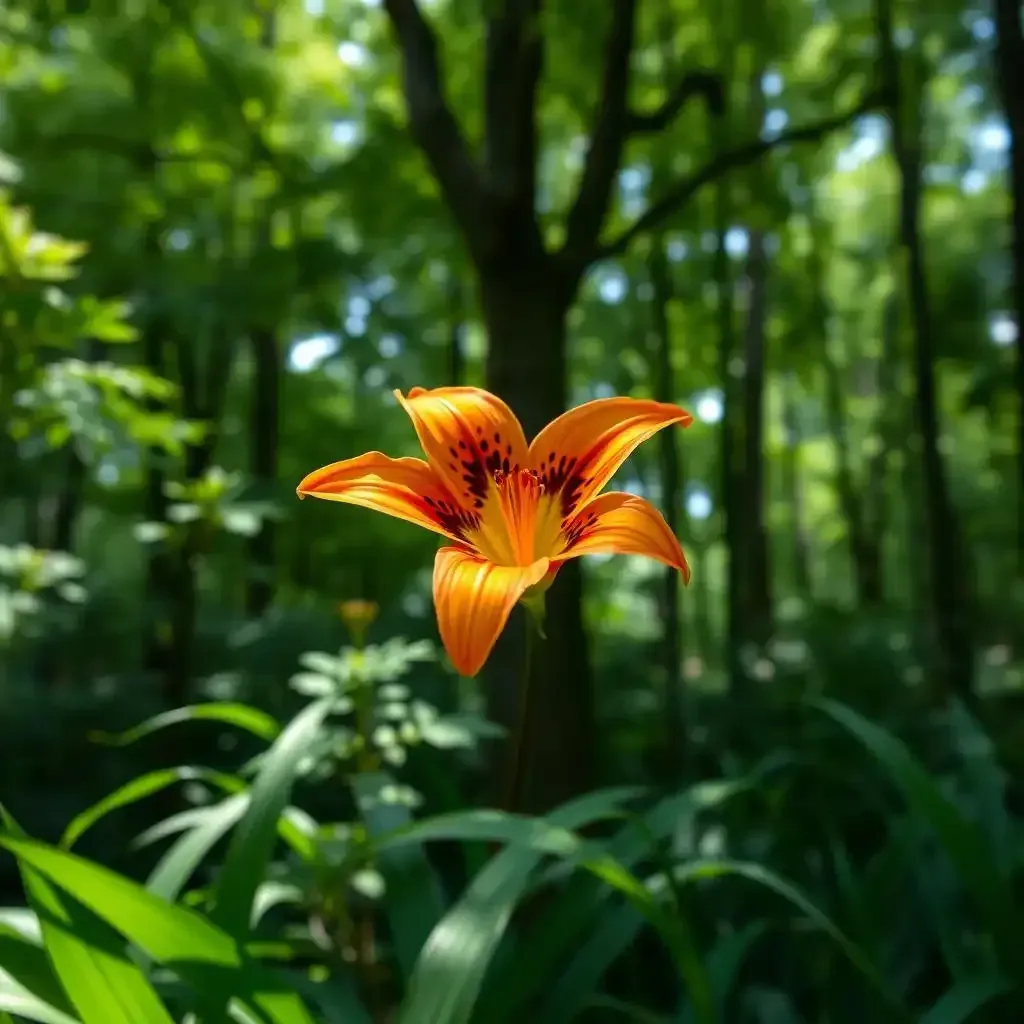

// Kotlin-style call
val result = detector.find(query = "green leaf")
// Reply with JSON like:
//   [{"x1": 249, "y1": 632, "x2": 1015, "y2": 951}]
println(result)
[
  {"x1": 137, "y1": 798, "x2": 316, "y2": 865},
  {"x1": 945, "y1": 702, "x2": 1014, "y2": 873},
  {"x1": 132, "y1": 522, "x2": 170, "y2": 544},
  {"x1": 393, "y1": 786, "x2": 645, "y2": 1024},
  {"x1": 533, "y1": 901, "x2": 647, "y2": 1024},
  {"x1": 353, "y1": 772, "x2": 446, "y2": 983},
  {"x1": 667, "y1": 859, "x2": 904, "y2": 1013},
  {"x1": 0, "y1": 808, "x2": 175, "y2": 1024},
  {"x1": 582, "y1": 995, "x2": 665, "y2": 1023},
  {"x1": 210, "y1": 697, "x2": 334, "y2": 939},
  {"x1": 0, "y1": 835, "x2": 317, "y2": 1024},
  {"x1": 813, "y1": 699, "x2": 1018, "y2": 968},
  {"x1": 679, "y1": 923, "x2": 767, "y2": 1024},
  {"x1": 79, "y1": 298, "x2": 136, "y2": 343},
  {"x1": 222, "y1": 508, "x2": 261, "y2": 536},
  {"x1": 145, "y1": 793, "x2": 251, "y2": 901},
  {"x1": 919, "y1": 977, "x2": 1011, "y2": 1024},
  {"x1": 90, "y1": 703, "x2": 280, "y2": 747},
  {"x1": 0, "y1": 922, "x2": 76, "y2": 1017},
  {"x1": 288, "y1": 673, "x2": 335, "y2": 697},
  {"x1": 62, "y1": 767, "x2": 243, "y2": 848},
  {"x1": 281, "y1": 972, "x2": 371, "y2": 1024},
  {"x1": 251, "y1": 884, "x2": 304, "y2": 928},
  {"x1": 0, "y1": 978, "x2": 80, "y2": 1024},
  {"x1": 497, "y1": 781, "x2": 748, "y2": 1024}
]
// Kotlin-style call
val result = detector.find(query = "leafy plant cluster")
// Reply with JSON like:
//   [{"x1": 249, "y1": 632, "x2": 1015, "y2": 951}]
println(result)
[{"x1": 0, "y1": 631, "x2": 1020, "y2": 1023}]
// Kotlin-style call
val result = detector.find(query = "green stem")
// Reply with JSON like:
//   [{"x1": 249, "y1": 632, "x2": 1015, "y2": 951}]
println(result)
[
  {"x1": 351, "y1": 650, "x2": 377, "y2": 775},
  {"x1": 503, "y1": 614, "x2": 536, "y2": 811}
]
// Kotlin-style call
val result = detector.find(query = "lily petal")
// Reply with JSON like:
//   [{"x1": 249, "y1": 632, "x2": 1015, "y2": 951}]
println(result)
[
  {"x1": 395, "y1": 387, "x2": 531, "y2": 513},
  {"x1": 433, "y1": 546, "x2": 550, "y2": 676},
  {"x1": 297, "y1": 452, "x2": 476, "y2": 545},
  {"x1": 529, "y1": 398, "x2": 693, "y2": 519},
  {"x1": 556, "y1": 492, "x2": 691, "y2": 582}
]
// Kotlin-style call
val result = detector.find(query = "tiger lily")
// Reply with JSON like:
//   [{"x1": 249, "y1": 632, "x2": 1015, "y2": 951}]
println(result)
[{"x1": 297, "y1": 387, "x2": 693, "y2": 677}]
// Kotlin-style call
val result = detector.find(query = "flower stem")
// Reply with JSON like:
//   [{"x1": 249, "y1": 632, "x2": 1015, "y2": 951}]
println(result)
[
  {"x1": 345, "y1": 647, "x2": 385, "y2": 1023},
  {"x1": 503, "y1": 610, "x2": 537, "y2": 811}
]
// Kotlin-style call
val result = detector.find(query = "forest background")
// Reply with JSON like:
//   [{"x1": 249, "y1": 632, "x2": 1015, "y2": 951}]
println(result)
[{"x1": 0, "y1": 0, "x2": 1023, "y2": 1021}]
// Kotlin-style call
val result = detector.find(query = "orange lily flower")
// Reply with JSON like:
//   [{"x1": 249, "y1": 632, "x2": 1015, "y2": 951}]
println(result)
[{"x1": 297, "y1": 387, "x2": 693, "y2": 676}]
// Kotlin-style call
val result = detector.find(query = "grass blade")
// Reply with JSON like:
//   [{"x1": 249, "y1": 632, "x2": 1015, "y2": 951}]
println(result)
[
  {"x1": 919, "y1": 976, "x2": 1011, "y2": 1024},
  {"x1": 90, "y1": 703, "x2": 279, "y2": 747},
  {"x1": 62, "y1": 768, "x2": 242, "y2": 849},
  {"x1": 210, "y1": 697, "x2": 333, "y2": 939},
  {"x1": 0, "y1": 922, "x2": 76, "y2": 1017},
  {"x1": 0, "y1": 977, "x2": 81, "y2": 1024},
  {"x1": 0, "y1": 834, "x2": 316, "y2": 1024},
  {"x1": 494, "y1": 781, "x2": 748, "y2": 1024},
  {"x1": 0, "y1": 807, "x2": 175, "y2": 1024},
  {"x1": 353, "y1": 772, "x2": 446, "y2": 982},
  {"x1": 814, "y1": 699, "x2": 1017, "y2": 968},
  {"x1": 668, "y1": 859, "x2": 904, "y2": 1014},
  {"x1": 394, "y1": 786, "x2": 645, "y2": 1024}
]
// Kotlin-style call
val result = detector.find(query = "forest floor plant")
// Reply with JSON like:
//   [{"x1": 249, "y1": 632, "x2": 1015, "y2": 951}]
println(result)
[{"x1": 0, "y1": 600, "x2": 1019, "y2": 1022}]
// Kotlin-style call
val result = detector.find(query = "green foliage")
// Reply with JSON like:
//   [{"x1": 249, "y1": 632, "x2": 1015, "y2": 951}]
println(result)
[
  {"x1": 0, "y1": 546, "x2": 85, "y2": 650},
  {"x1": 1, "y1": 655, "x2": 1020, "y2": 1021}
]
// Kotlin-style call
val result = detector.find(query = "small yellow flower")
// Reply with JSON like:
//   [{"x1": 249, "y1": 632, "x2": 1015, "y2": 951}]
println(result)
[
  {"x1": 299, "y1": 387, "x2": 692, "y2": 676},
  {"x1": 338, "y1": 599, "x2": 379, "y2": 646}
]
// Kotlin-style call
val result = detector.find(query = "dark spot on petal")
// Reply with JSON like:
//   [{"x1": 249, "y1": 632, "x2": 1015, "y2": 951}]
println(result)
[
  {"x1": 422, "y1": 491, "x2": 481, "y2": 541},
  {"x1": 480, "y1": 439, "x2": 489, "y2": 452}
]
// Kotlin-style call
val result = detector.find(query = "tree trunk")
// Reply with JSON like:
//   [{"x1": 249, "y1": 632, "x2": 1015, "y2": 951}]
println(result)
[
  {"x1": 992, "y1": 0, "x2": 1024, "y2": 572},
  {"x1": 862, "y1": 293, "x2": 901, "y2": 604},
  {"x1": 878, "y1": 0, "x2": 974, "y2": 699},
  {"x1": 713, "y1": 172, "x2": 743, "y2": 690},
  {"x1": 245, "y1": 10, "x2": 280, "y2": 621},
  {"x1": 809, "y1": 203, "x2": 884, "y2": 608},
  {"x1": 51, "y1": 448, "x2": 85, "y2": 554},
  {"x1": 740, "y1": 229, "x2": 772, "y2": 640},
  {"x1": 381, "y1": 0, "x2": 867, "y2": 808},
  {"x1": 448, "y1": 274, "x2": 466, "y2": 386},
  {"x1": 245, "y1": 326, "x2": 279, "y2": 618},
  {"x1": 822, "y1": 334, "x2": 879, "y2": 607},
  {"x1": 647, "y1": 239, "x2": 685, "y2": 778},
  {"x1": 781, "y1": 373, "x2": 812, "y2": 599},
  {"x1": 481, "y1": 263, "x2": 594, "y2": 815}
]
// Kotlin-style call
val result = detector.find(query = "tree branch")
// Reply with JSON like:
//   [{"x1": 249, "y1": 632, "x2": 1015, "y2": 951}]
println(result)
[
  {"x1": 627, "y1": 69, "x2": 725, "y2": 134},
  {"x1": 383, "y1": 0, "x2": 491, "y2": 261},
  {"x1": 483, "y1": 0, "x2": 544, "y2": 207},
  {"x1": 600, "y1": 89, "x2": 885, "y2": 259},
  {"x1": 560, "y1": 0, "x2": 638, "y2": 265}
]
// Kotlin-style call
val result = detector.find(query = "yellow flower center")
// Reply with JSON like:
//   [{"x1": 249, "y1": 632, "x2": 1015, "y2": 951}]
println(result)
[{"x1": 468, "y1": 467, "x2": 565, "y2": 567}]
